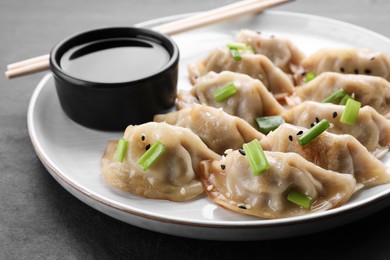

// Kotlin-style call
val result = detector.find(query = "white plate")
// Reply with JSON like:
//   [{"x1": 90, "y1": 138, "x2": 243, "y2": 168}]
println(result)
[{"x1": 28, "y1": 11, "x2": 390, "y2": 240}]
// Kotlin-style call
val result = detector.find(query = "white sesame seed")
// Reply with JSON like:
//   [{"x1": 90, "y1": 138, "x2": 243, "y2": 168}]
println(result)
[
  {"x1": 224, "y1": 148, "x2": 233, "y2": 154},
  {"x1": 147, "y1": 177, "x2": 154, "y2": 185},
  {"x1": 180, "y1": 187, "x2": 186, "y2": 195},
  {"x1": 207, "y1": 185, "x2": 214, "y2": 191}
]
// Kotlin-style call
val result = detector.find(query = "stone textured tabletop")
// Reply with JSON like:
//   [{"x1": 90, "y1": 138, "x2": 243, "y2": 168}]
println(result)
[{"x1": 1, "y1": 0, "x2": 390, "y2": 258}]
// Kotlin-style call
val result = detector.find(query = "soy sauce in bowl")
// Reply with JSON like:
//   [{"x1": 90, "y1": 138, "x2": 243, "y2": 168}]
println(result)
[
  {"x1": 60, "y1": 38, "x2": 170, "y2": 83},
  {"x1": 50, "y1": 27, "x2": 179, "y2": 131}
]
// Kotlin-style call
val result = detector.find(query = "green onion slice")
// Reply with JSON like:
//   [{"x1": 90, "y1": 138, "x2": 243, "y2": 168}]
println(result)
[
  {"x1": 227, "y1": 42, "x2": 254, "y2": 52},
  {"x1": 255, "y1": 116, "x2": 284, "y2": 135},
  {"x1": 287, "y1": 190, "x2": 313, "y2": 209},
  {"x1": 227, "y1": 42, "x2": 254, "y2": 61},
  {"x1": 322, "y1": 89, "x2": 346, "y2": 103},
  {"x1": 114, "y1": 137, "x2": 128, "y2": 163},
  {"x1": 339, "y1": 94, "x2": 353, "y2": 105},
  {"x1": 227, "y1": 42, "x2": 248, "y2": 50},
  {"x1": 213, "y1": 82, "x2": 238, "y2": 102},
  {"x1": 229, "y1": 48, "x2": 241, "y2": 61},
  {"x1": 305, "y1": 72, "x2": 316, "y2": 83},
  {"x1": 242, "y1": 140, "x2": 269, "y2": 176},
  {"x1": 340, "y1": 99, "x2": 361, "y2": 125},
  {"x1": 137, "y1": 141, "x2": 166, "y2": 171},
  {"x1": 298, "y1": 119, "x2": 330, "y2": 146}
]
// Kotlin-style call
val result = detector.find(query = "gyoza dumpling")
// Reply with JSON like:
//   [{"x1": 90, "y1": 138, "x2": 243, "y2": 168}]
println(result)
[
  {"x1": 188, "y1": 46, "x2": 295, "y2": 96},
  {"x1": 283, "y1": 101, "x2": 390, "y2": 157},
  {"x1": 101, "y1": 122, "x2": 219, "y2": 201},
  {"x1": 299, "y1": 48, "x2": 390, "y2": 81},
  {"x1": 154, "y1": 104, "x2": 264, "y2": 155},
  {"x1": 260, "y1": 123, "x2": 390, "y2": 187},
  {"x1": 291, "y1": 72, "x2": 390, "y2": 118},
  {"x1": 178, "y1": 71, "x2": 285, "y2": 126},
  {"x1": 235, "y1": 29, "x2": 305, "y2": 74},
  {"x1": 199, "y1": 149, "x2": 356, "y2": 219}
]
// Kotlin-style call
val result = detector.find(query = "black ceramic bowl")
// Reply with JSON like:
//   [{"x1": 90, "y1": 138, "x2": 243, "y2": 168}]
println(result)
[{"x1": 50, "y1": 27, "x2": 179, "y2": 131}]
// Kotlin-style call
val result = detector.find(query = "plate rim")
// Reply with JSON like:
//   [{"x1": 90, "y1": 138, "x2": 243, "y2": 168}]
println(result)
[{"x1": 28, "y1": 10, "x2": 390, "y2": 229}]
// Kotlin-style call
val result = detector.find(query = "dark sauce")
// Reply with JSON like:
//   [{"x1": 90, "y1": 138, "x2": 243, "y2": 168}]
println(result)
[{"x1": 60, "y1": 38, "x2": 170, "y2": 83}]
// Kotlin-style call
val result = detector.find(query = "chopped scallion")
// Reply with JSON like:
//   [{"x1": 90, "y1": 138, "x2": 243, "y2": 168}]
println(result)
[
  {"x1": 298, "y1": 119, "x2": 330, "y2": 146},
  {"x1": 227, "y1": 42, "x2": 254, "y2": 61},
  {"x1": 229, "y1": 48, "x2": 241, "y2": 61},
  {"x1": 340, "y1": 99, "x2": 361, "y2": 125},
  {"x1": 255, "y1": 116, "x2": 284, "y2": 135},
  {"x1": 339, "y1": 94, "x2": 353, "y2": 105},
  {"x1": 242, "y1": 140, "x2": 269, "y2": 176},
  {"x1": 227, "y1": 42, "x2": 254, "y2": 52},
  {"x1": 322, "y1": 89, "x2": 346, "y2": 103},
  {"x1": 287, "y1": 190, "x2": 312, "y2": 209},
  {"x1": 213, "y1": 82, "x2": 238, "y2": 102},
  {"x1": 305, "y1": 72, "x2": 316, "y2": 83},
  {"x1": 114, "y1": 138, "x2": 128, "y2": 163},
  {"x1": 137, "y1": 141, "x2": 166, "y2": 171},
  {"x1": 227, "y1": 42, "x2": 248, "y2": 50}
]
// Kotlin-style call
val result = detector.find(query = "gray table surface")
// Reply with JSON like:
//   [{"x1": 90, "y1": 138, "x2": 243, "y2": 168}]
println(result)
[{"x1": 1, "y1": 0, "x2": 390, "y2": 259}]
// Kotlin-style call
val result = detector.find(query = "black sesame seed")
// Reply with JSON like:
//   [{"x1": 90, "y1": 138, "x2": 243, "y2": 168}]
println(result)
[
  {"x1": 270, "y1": 35, "x2": 275, "y2": 38},
  {"x1": 310, "y1": 123, "x2": 315, "y2": 128},
  {"x1": 256, "y1": 31, "x2": 262, "y2": 34},
  {"x1": 333, "y1": 111, "x2": 338, "y2": 118},
  {"x1": 370, "y1": 57, "x2": 376, "y2": 61},
  {"x1": 288, "y1": 135, "x2": 293, "y2": 142},
  {"x1": 238, "y1": 149, "x2": 246, "y2": 156},
  {"x1": 145, "y1": 144, "x2": 151, "y2": 150},
  {"x1": 221, "y1": 164, "x2": 226, "y2": 170},
  {"x1": 364, "y1": 69, "x2": 372, "y2": 75},
  {"x1": 354, "y1": 69, "x2": 359, "y2": 74},
  {"x1": 141, "y1": 135, "x2": 145, "y2": 141},
  {"x1": 238, "y1": 205, "x2": 247, "y2": 209},
  {"x1": 297, "y1": 130, "x2": 303, "y2": 135},
  {"x1": 340, "y1": 67, "x2": 345, "y2": 73},
  {"x1": 315, "y1": 117, "x2": 320, "y2": 123},
  {"x1": 301, "y1": 71, "x2": 307, "y2": 76}
]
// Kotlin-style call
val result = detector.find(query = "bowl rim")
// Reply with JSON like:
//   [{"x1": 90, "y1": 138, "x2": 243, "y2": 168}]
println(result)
[{"x1": 49, "y1": 26, "x2": 179, "y2": 89}]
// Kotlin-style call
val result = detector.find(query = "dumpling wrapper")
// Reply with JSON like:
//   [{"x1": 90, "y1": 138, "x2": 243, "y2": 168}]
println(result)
[
  {"x1": 235, "y1": 29, "x2": 305, "y2": 74},
  {"x1": 101, "y1": 122, "x2": 219, "y2": 201},
  {"x1": 177, "y1": 71, "x2": 285, "y2": 127},
  {"x1": 154, "y1": 104, "x2": 264, "y2": 155},
  {"x1": 199, "y1": 150, "x2": 356, "y2": 219},
  {"x1": 284, "y1": 101, "x2": 390, "y2": 158},
  {"x1": 297, "y1": 48, "x2": 390, "y2": 83},
  {"x1": 260, "y1": 123, "x2": 390, "y2": 187},
  {"x1": 187, "y1": 46, "x2": 295, "y2": 96},
  {"x1": 290, "y1": 72, "x2": 390, "y2": 118}
]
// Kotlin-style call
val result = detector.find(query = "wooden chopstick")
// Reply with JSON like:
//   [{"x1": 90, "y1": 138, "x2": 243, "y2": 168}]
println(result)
[
  {"x1": 7, "y1": 54, "x2": 50, "y2": 70},
  {"x1": 5, "y1": 0, "x2": 290, "y2": 79},
  {"x1": 5, "y1": 57, "x2": 50, "y2": 79},
  {"x1": 154, "y1": 0, "x2": 289, "y2": 35}
]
